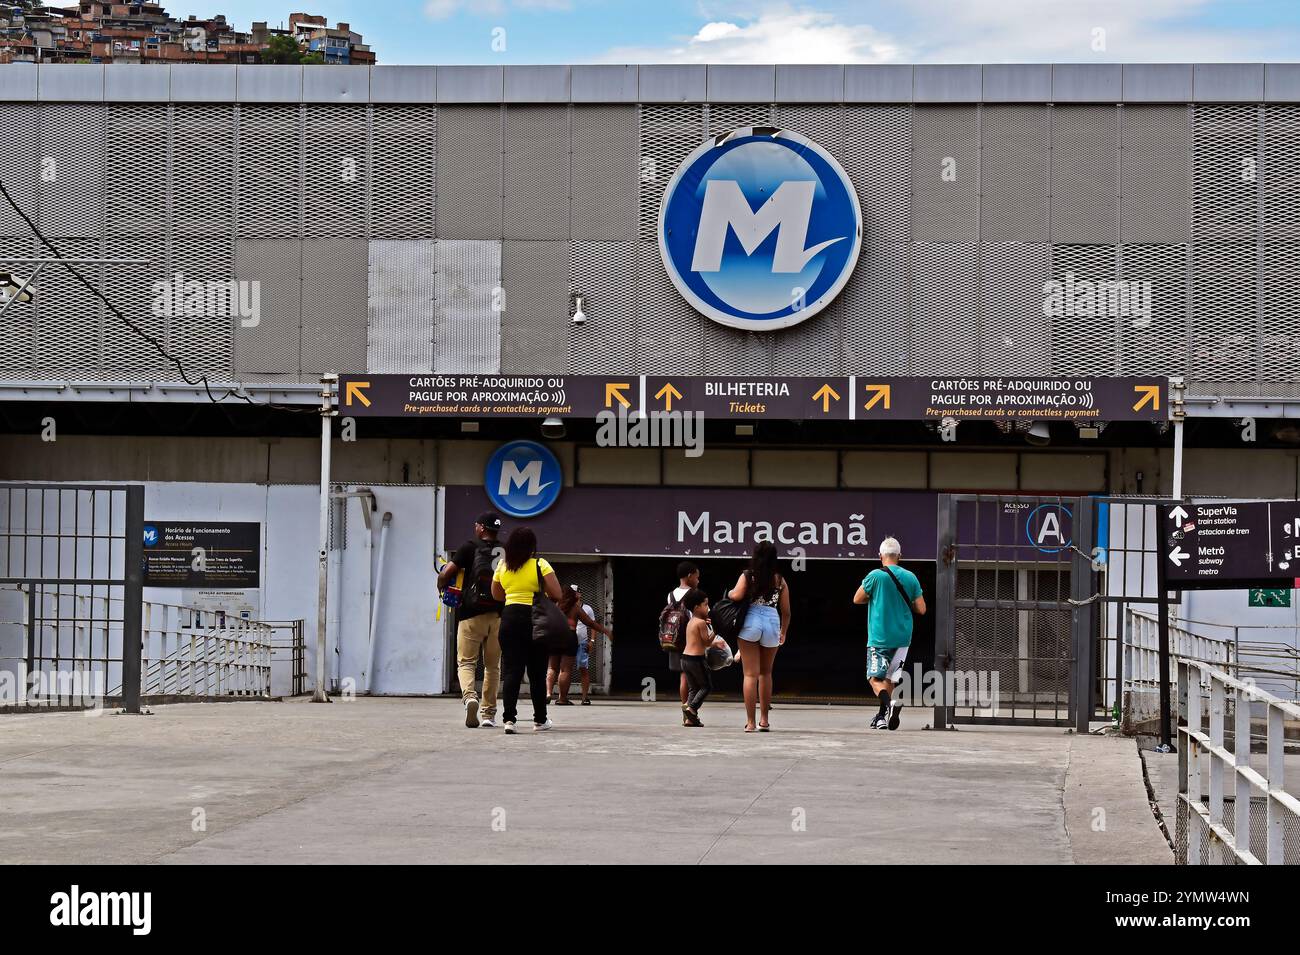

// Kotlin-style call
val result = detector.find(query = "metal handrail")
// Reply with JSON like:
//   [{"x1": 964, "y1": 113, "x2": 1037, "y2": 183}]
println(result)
[{"x1": 1177, "y1": 659, "x2": 1300, "y2": 864}]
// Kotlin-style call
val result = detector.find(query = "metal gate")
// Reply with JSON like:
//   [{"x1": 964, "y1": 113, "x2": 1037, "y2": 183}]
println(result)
[
  {"x1": 0, "y1": 483, "x2": 145, "y2": 713},
  {"x1": 933, "y1": 494, "x2": 1096, "y2": 729}
]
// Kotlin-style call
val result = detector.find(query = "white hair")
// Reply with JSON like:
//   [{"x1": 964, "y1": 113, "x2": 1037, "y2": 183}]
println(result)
[{"x1": 879, "y1": 537, "x2": 902, "y2": 557}]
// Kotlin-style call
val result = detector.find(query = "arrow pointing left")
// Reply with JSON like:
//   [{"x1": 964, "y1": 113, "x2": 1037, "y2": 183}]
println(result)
[
  {"x1": 345, "y1": 380, "x2": 371, "y2": 408},
  {"x1": 1168, "y1": 546, "x2": 1188, "y2": 567}
]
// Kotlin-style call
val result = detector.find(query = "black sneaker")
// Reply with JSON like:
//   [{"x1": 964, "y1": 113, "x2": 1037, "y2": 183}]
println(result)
[
  {"x1": 869, "y1": 712, "x2": 886, "y2": 730},
  {"x1": 887, "y1": 699, "x2": 904, "y2": 731}
]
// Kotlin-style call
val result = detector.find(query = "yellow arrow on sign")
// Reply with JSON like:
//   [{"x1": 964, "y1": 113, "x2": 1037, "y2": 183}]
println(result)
[
  {"x1": 864, "y1": 383, "x2": 891, "y2": 411},
  {"x1": 345, "y1": 380, "x2": 371, "y2": 408},
  {"x1": 1133, "y1": 384, "x2": 1160, "y2": 412},
  {"x1": 812, "y1": 383, "x2": 841, "y2": 413},
  {"x1": 656, "y1": 382, "x2": 683, "y2": 411},
  {"x1": 605, "y1": 382, "x2": 631, "y2": 409}
]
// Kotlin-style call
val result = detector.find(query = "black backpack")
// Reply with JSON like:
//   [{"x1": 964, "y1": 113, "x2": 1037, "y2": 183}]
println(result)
[{"x1": 462, "y1": 541, "x2": 501, "y2": 612}]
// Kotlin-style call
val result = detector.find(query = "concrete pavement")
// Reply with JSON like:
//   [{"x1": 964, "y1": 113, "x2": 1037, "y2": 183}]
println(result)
[{"x1": 0, "y1": 698, "x2": 1171, "y2": 864}]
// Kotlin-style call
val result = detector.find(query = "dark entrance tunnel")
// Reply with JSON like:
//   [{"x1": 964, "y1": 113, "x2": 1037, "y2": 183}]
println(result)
[{"x1": 609, "y1": 556, "x2": 936, "y2": 700}]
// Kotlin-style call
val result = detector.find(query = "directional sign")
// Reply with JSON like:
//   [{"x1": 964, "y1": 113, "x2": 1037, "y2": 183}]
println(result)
[
  {"x1": 1164, "y1": 500, "x2": 1300, "y2": 583},
  {"x1": 337, "y1": 374, "x2": 1168, "y2": 422},
  {"x1": 1248, "y1": 588, "x2": 1291, "y2": 608}
]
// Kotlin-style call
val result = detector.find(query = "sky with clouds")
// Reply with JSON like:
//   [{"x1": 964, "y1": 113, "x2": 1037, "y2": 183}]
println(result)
[{"x1": 209, "y1": 0, "x2": 1299, "y2": 64}]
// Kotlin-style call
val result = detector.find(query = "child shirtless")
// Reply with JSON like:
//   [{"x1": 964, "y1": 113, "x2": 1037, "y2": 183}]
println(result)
[{"x1": 680, "y1": 588, "x2": 726, "y2": 727}]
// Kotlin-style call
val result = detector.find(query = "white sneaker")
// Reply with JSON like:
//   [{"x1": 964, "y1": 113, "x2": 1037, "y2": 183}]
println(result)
[
  {"x1": 464, "y1": 698, "x2": 480, "y2": 728},
  {"x1": 503, "y1": 721, "x2": 517, "y2": 734},
  {"x1": 534, "y1": 718, "x2": 553, "y2": 732},
  {"x1": 480, "y1": 716, "x2": 496, "y2": 729}
]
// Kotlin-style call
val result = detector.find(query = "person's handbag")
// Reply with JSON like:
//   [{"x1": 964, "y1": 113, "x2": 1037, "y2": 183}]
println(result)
[
  {"x1": 709, "y1": 572, "x2": 752, "y2": 640},
  {"x1": 530, "y1": 559, "x2": 570, "y2": 649}
]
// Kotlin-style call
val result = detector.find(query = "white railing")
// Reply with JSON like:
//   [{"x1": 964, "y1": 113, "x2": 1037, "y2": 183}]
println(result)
[
  {"x1": 1177, "y1": 659, "x2": 1300, "y2": 864},
  {"x1": 1121, "y1": 607, "x2": 1234, "y2": 730},
  {"x1": 138, "y1": 602, "x2": 272, "y2": 698}
]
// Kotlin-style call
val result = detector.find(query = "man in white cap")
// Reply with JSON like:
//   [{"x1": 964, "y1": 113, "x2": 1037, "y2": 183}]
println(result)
[{"x1": 853, "y1": 537, "x2": 925, "y2": 731}]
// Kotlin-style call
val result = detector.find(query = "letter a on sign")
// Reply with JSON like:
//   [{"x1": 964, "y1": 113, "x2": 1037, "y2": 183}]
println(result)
[{"x1": 1037, "y1": 511, "x2": 1063, "y2": 546}]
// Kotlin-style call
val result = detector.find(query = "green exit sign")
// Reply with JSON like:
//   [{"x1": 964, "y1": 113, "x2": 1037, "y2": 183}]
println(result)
[{"x1": 1249, "y1": 589, "x2": 1292, "y2": 608}]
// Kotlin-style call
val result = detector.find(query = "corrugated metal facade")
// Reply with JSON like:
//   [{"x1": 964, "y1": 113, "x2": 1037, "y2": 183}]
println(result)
[{"x1": 0, "y1": 86, "x2": 1298, "y2": 394}]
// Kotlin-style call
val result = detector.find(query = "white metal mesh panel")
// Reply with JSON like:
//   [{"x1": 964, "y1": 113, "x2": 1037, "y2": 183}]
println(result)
[
  {"x1": 981, "y1": 107, "x2": 1049, "y2": 243},
  {"x1": 301, "y1": 237, "x2": 367, "y2": 375},
  {"x1": 37, "y1": 104, "x2": 106, "y2": 240},
  {"x1": 236, "y1": 105, "x2": 302, "y2": 239},
  {"x1": 843, "y1": 107, "x2": 910, "y2": 242},
  {"x1": 500, "y1": 240, "x2": 566, "y2": 374},
  {"x1": 0, "y1": 237, "x2": 39, "y2": 376},
  {"x1": 0, "y1": 104, "x2": 37, "y2": 239},
  {"x1": 436, "y1": 106, "x2": 502, "y2": 241},
  {"x1": 1190, "y1": 243, "x2": 1258, "y2": 383},
  {"x1": 99, "y1": 236, "x2": 167, "y2": 380},
  {"x1": 912, "y1": 107, "x2": 979, "y2": 244},
  {"x1": 1261, "y1": 244, "x2": 1300, "y2": 389},
  {"x1": 636, "y1": 240, "x2": 703, "y2": 373},
  {"x1": 911, "y1": 243, "x2": 977, "y2": 374},
  {"x1": 570, "y1": 106, "x2": 638, "y2": 242},
  {"x1": 1192, "y1": 105, "x2": 1258, "y2": 242},
  {"x1": 638, "y1": 104, "x2": 705, "y2": 241},
  {"x1": 1049, "y1": 244, "x2": 1119, "y2": 375},
  {"x1": 568, "y1": 241, "x2": 634, "y2": 373},
  {"x1": 368, "y1": 239, "x2": 435, "y2": 373},
  {"x1": 771, "y1": 308, "x2": 841, "y2": 376},
  {"x1": 232, "y1": 238, "x2": 300, "y2": 376},
  {"x1": 1261, "y1": 107, "x2": 1300, "y2": 244},
  {"x1": 168, "y1": 233, "x2": 235, "y2": 383},
  {"x1": 1051, "y1": 106, "x2": 1119, "y2": 245},
  {"x1": 1119, "y1": 244, "x2": 1189, "y2": 377},
  {"x1": 837, "y1": 243, "x2": 909, "y2": 374},
  {"x1": 504, "y1": 106, "x2": 570, "y2": 241},
  {"x1": 979, "y1": 242, "x2": 1051, "y2": 375},
  {"x1": 106, "y1": 105, "x2": 169, "y2": 238},
  {"x1": 1120, "y1": 106, "x2": 1190, "y2": 244},
  {"x1": 303, "y1": 105, "x2": 368, "y2": 239},
  {"x1": 704, "y1": 323, "x2": 772, "y2": 375},
  {"x1": 171, "y1": 105, "x2": 235, "y2": 237},
  {"x1": 773, "y1": 105, "x2": 844, "y2": 157},
  {"x1": 706, "y1": 103, "x2": 774, "y2": 138},
  {"x1": 434, "y1": 238, "x2": 500, "y2": 374},
  {"x1": 31, "y1": 237, "x2": 103, "y2": 378},
  {"x1": 370, "y1": 105, "x2": 436, "y2": 239}
]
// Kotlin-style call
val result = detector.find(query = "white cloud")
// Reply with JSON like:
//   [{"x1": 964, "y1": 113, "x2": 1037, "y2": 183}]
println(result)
[
  {"x1": 602, "y1": 8, "x2": 907, "y2": 63},
  {"x1": 599, "y1": 1, "x2": 1300, "y2": 64}
]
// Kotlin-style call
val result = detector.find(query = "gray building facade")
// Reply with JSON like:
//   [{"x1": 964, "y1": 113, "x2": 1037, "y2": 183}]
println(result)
[{"x1": 1, "y1": 62, "x2": 1299, "y2": 397}]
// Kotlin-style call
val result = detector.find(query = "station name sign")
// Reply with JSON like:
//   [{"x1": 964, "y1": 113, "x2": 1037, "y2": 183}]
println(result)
[
  {"x1": 1165, "y1": 501, "x2": 1300, "y2": 584},
  {"x1": 337, "y1": 374, "x2": 1167, "y2": 423}
]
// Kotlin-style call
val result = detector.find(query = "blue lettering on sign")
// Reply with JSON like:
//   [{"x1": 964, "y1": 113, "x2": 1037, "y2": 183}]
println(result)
[
  {"x1": 1025, "y1": 504, "x2": 1073, "y2": 555},
  {"x1": 485, "y1": 440, "x2": 562, "y2": 519},
  {"x1": 658, "y1": 127, "x2": 861, "y2": 332}
]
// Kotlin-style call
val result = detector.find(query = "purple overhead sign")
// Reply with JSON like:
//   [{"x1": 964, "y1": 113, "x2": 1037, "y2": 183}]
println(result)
[{"x1": 444, "y1": 486, "x2": 938, "y2": 560}]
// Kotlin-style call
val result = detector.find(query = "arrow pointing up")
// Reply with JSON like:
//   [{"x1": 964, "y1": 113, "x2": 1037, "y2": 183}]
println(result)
[
  {"x1": 1169, "y1": 505, "x2": 1189, "y2": 523},
  {"x1": 1168, "y1": 546, "x2": 1189, "y2": 568},
  {"x1": 655, "y1": 382, "x2": 682, "y2": 411},
  {"x1": 812, "y1": 383, "x2": 841, "y2": 413}
]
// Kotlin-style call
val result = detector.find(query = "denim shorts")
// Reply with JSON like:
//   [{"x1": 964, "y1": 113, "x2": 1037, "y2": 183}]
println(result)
[
  {"x1": 738, "y1": 604, "x2": 781, "y2": 648},
  {"x1": 576, "y1": 635, "x2": 591, "y2": 670}
]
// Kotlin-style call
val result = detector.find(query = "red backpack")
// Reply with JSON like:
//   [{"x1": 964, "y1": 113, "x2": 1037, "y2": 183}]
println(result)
[{"x1": 658, "y1": 595, "x2": 691, "y2": 652}]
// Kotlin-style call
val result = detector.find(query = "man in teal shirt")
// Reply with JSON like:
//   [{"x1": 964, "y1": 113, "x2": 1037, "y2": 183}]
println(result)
[{"x1": 853, "y1": 537, "x2": 926, "y2": 731}]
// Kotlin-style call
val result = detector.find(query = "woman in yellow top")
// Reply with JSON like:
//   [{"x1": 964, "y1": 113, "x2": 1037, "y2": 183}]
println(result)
[{"x1": 490, "y1": 526, "x2": 564, "y2": 733}]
